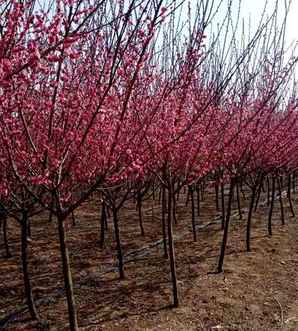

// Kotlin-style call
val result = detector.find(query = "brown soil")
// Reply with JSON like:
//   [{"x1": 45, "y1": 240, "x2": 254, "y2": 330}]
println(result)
[{"x1": 1, "y1": 188, "x2": 298, "y2": 330}]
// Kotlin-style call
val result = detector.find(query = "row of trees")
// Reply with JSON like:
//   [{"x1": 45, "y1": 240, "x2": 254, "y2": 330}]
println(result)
[{"x1": 1, "y1": 0, "x2": 298, "y2": 329}]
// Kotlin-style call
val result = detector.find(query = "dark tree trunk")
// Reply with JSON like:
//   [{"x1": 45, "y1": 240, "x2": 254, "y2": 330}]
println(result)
[
  {"x1": 267, "y1": 177, "x2": 270, "y2": 207},
  {"x1": 27, "y1": 216, "x2": 32, "y2": 238},
  {"x1": 221, "y1": 182, "x2": 225, "y2": 230},
  {"x1": 240, "y1": 179, "x2": 246, "y2": 200},
  {"x1": 217, "y1": 178, "x2": 235, "y2": 273},
  {"x1": 99, "y1": 200, "x2": 107, "y2": 248},
  {"x1": 112, "y1": 207, "x2": 124, "y2": 279},
  {"x1": 254, "y1": 179, "x2": 263, "y2": 212},
  {"x1": 173, "y1": 193, "x2": 178, "y2": 225},
  {"x1": 287, "y1": 174, "x2": 295, "y2": 217},
  {"x1": 236, "y1": 181, "x2": 242, "y2": 220},
  {"x1": 196, "y1": 184, "x2": 200, "y2": 216},
  {"x1": 278, "y1": 177, "x2": 285, "y2": 225},
  {"x1": 21, "y1": 211, "x2": 39, "y2": 321},
  {"x1": 268, "y1": 177, "x2": 275, "y2": 236},
  {"x1": 161, "y1": 186, "x2": 168, "y2": 259},
  {"x1": 246, "y1": 184, "x2": 257, "y2": 252},
  {"x1": 167, "y1": 181, "x2": 179, "y2": 307},
  {"x1": 57, "y1": 215, "x2": 78, "y2": 331},
  {"x1": 137, "y1": 192, "x2": 145, "y2": 236},
  {"x1": 215, "y1": 183, "x2": 219, "y2": 211},
  {"x1": 189, "y1": 185, "x2": 197, "y2": 242},
  {"x1": 158, "y1": 186, "x2": 162, "y2": 204}
]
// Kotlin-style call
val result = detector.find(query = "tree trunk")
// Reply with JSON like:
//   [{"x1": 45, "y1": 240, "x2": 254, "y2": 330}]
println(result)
[
  {"x1": 215, "y1": 183, "x2": 219, "y2": 211},
  {"x1": 268, "y1": 177, "x2": 275, "y2": 236},
  {"x1": 112, "y1": 207, "x2": 124, "y2": 279},
  {"x1": 161, "y1": 186, "x2": 168, "y2": 258},
  {"x1": 236, "y1": 181, "x2": 242, "y2": 220},
  {"x1": 278, "y1": 177, "x2": 285, "y2": 225},
  {"x1": 267, "y1": 177, "x2": 270, "y2": 207},
  {"x1": 217, "y1": 178, "x2": 235, "y2": 273},
  {"x1": 254, "y1": 179, "x2": 263, "y2": 212},
  {"x1": 221, "y1": 182, "x2": 225, "y2": 230},
  {"x1": 167, "y1": 181, "x2": 179, "y2": 307},
  {"x1": 287, "y1": 174, "x2": 295, "y2": 217},
  {"x1": 246, "y1": 185, "x2": 257, "y2": 252},
  {"x1": 173, "y1": 193, "x2": 178, "y2": 225},
  {"x1": 196, "y1": 184, "x2": 200, "y2": 216},
  {"x1": 21, "y1": 210, "x2": 39, "y2": 321},
  {"x1": 57, "y1": 215, "x2": 78, "y2": 331},
  {"x1": 189, "y1": 185, "x2": 197, "y2": 242},
  {"x1": 137, "y1": 192, "x2": 145, "y2": 236}
]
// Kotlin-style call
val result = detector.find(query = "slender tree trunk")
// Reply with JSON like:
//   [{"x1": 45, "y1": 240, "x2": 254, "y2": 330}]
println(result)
[
  {"x1": 221, "y1": 182, "x2": 225, "y2": 230},
  {"x1": 215, "y1": 183, "x2": 219, "y2": 211},
  {"x1": 167, "y1": 181, "x2": 179, "y2": 307},
  {"x1": 161, "y1": 186, "x2": 168, "y2": 258},
  {"x1": 3, "y1": 216, "x2": 11, "y2": 258},
  {"x1": 254, "y1": 179, "x2": 263, "y2": 212},
  {"x1": 287, "y1": 174, "x2": 295, "y2": 217},
  {"x1": 267, "y1": 177, "x2": 270, "y2": 207},
  {"x1": 185, "y1": 187, "x2": 190, "y2": 207},
  {"x1": 176, "y1": 186, "x2": 180, "y2": 201},
  {"x1": 236, "y1": 181, "x2": 242, "y2": 220},
  {"x1": 217, "y1": 178, "x2": 235, "y2": 273},
  {"x1": 196, "y1": 184, "x2": 200, "y2": 216},
  {"x1": 99, "y1": 200, "x2": 107, "y2": 248},
  {"x1": 21, "y1": 210, "x2": 39, "y2": 321},
  {"x1": 268, "y1": 177, "x2": 275, "y2": 236},
  {"x1": 278, "y1": 177, "x2": 285, "y2": 225},
  {"x1": 240, "y1": 179, "x2": 246, "y2": 200},
  {"x1": 112, "y1": 207, "x2": 124, "y2": 279},
  {"x1": 137, "y1": 192, "x2": 145, "y2": 236},
  {"x1": 173, "y1": 193, "x2": 178, "y2": 225},
  {"x1": 189, "y1": 185, "x2": 197, "y2": 242},
  {"x1": 158, "y1": 186, "x2": 162, "y2": 204},
  {"x1": 246, "y1": 185, "x2": 257, "y2": 252},
  {"x1": 57, "y1": 215, "x2": 78, "y2": 331}
]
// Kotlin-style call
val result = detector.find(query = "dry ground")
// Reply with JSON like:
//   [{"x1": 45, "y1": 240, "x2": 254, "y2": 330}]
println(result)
[{"x1": 1, "y1": 187, "x2": 298, "y2": 330}]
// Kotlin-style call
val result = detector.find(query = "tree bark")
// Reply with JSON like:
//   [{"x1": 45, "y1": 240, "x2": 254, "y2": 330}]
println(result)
[
  {"x1": 287, "y1": 174, "x2": 295, "y2": 217},
  {"x1": 189, "y1": 185, "x2": 197, "y2": 242},
  {"x1": 221, "y1": 182, "x2": 225, "y2": 230},
  {"x1": 137, "y1": 191, "x2": 145, "y2": 236},
  {"x1": 112, "y1": 207, "x2": 124, "y2": 279},
  {"x1": 161, "y1": 186, "x2": 168, "y2": 258},
  {"x1": 57, "y1": 215, "x2": 79, "y2": 331},
  {"x1": 268, "y1": 177, "x2": 275, "y2": 236},
  {"x1": 278, "y1": 177, "x2": 285, "y2": 225},
  {"x1": 217, "y1": 178, "x2": 235, "y2": 273},
  {"x1": 236, "y1": 181, "x2": 242, "y2": 220},
  {"x1": 196, "y1": 184, "x2": 200, "y2": 216},
  {"x1": 215, "y1": 183, "x2": 219, "y2": 211},
  {"x1": 21, "y1": 210, "x2": 39, "y2": 321},
  {"x1": 246, "y1": 184, "x2": 257, "y2": 252},
  {"x1": 167, "y1": 181, "x2": 179, "y2": 307}
]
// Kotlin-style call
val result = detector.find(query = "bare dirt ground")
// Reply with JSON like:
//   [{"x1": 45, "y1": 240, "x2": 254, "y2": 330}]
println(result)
[{"x1": 1, "y1": 188, "x2": 298, "y2": 330}]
